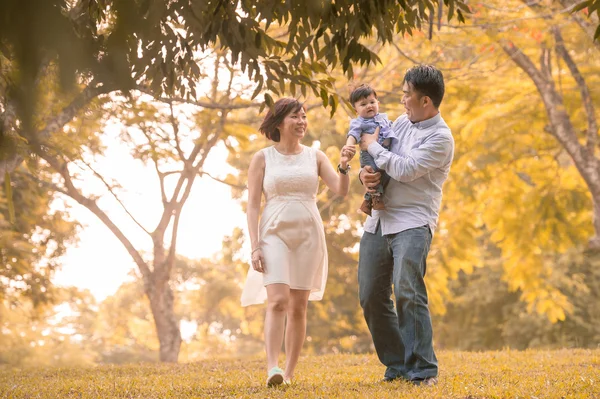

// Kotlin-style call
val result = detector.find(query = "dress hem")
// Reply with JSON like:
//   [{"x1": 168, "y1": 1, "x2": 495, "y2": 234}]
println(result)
[{"x1": 264, "y1": 281, "x2": 321, "y2": 291}]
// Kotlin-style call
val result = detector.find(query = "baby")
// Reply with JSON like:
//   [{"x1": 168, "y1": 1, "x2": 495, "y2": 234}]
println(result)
[{"x1": 345, "y1": 84, "x2": 393, "y2": 216}]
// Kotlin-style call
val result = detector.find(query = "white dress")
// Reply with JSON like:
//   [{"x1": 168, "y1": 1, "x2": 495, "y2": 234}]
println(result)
[{"x1": 241, "y1": 145, "x2": 328, "y2": 307}]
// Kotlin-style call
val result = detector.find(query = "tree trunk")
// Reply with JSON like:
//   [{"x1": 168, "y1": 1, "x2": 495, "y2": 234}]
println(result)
[
  {"x1": 148, "y1": 280, "x2": 182, "y2": 362},
  {"x1": 592, "y1": 190, "x2": 600, "y2": 250},
  {"x1": 501, "y1": 39, "x2": 600, "y2": 251},
  {"x1": 0, "y1": 101, "x2": 20, "y2": 185}
]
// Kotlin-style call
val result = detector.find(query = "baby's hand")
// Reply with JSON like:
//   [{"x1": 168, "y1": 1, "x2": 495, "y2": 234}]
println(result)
[{"x1": 341, "y1": 145, "x2": 356, "y2": 163}]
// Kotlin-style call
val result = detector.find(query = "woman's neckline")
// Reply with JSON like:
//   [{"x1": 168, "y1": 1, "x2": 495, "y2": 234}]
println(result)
[{"x1": 273, "y1": 145, "x2": 304, "y2": 156}]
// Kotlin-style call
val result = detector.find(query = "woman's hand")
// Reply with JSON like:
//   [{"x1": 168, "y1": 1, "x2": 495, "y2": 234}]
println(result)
[
  {"x1": 251, "y1": 248, "x2": 265, "y2": 273},
  {"x1": 340, "y1": 145, "x2": 356, "y2": 167}
]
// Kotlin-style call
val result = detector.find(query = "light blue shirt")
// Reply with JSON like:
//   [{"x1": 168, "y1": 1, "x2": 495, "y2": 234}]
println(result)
[
  {"x1": 363, "y1": 113, "x2": 454, "y2": 236},
  {"x1": 347, "y1": 113, "x2": 393, "y2": 144}
]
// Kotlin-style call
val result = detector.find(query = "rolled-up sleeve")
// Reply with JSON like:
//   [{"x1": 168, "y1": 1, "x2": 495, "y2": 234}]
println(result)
[
  {"x1": 367, "y1": 130, "x2": 454, "y2": 182},
  {"x1": 347, "y1": 119, "x2": 363, "y2": 142}
]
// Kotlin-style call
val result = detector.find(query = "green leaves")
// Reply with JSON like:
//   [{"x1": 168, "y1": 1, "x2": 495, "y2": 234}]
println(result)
[
  {"x1": 0, "y1": 0, "x2": 473, "y2": 133},
  {"x1": 572, "y1": 0, "x2": 600, "y2": 40}
]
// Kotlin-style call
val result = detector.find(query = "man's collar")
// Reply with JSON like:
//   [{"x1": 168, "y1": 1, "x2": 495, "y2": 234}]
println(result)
[{"x1": 412, "y1": 112, "x2": 441, "y2": 129}]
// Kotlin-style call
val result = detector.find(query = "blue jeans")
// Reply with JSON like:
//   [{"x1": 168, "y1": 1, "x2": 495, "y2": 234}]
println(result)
[
  {"x1": 358, "y1": 223, "x2": 437, "y2": 380},
  {"x1": 359, "y1": 149, "x2": 390, "y2": 201}
]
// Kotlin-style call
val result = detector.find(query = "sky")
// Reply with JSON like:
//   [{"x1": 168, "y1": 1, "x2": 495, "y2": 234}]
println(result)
[
  {"x1": 51, "y1": 60, "x2": 256, "y2": 303},
  {"x1": 53, "y1": 130, "x2": 247, "y2": 302}
]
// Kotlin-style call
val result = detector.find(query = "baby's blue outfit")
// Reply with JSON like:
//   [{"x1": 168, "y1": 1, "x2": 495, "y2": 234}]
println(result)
[
  {"x1": 347, "y1": 113, "x2": 393, "y2": 144},
  {"x1": 347, "y1": 113, "x2": 393, "y2": 201}
]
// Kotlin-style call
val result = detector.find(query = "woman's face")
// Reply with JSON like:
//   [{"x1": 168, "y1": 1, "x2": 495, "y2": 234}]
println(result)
[{"x1": 277, "y1": 107, "x2": 307, "y2": 139}]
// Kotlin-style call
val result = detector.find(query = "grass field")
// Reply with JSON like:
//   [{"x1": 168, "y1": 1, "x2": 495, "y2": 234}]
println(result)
[{"x1": 1, "y1": 349, "x2": 598, "y2": 398}]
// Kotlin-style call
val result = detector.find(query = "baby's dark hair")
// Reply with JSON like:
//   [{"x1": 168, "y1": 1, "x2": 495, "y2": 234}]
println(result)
[{"x1": 349, "y1": 84, "x2": 377, "y2": 106}]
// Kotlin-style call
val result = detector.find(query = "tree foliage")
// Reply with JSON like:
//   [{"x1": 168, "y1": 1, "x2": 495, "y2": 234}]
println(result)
[
  {"x1": 574, "y1": 0, "x2": 600, "y2": 39},
  {"x1": 435, "y1": 249, "x2": 600, "y2": 350},
  {"x1": 2, "y1": 0, "x2": 600, "y2": 362},
  {"x1": 0, "y1": 287, "x2": 97, "y2": 366},
  {"x1": 0, "y1": 0, "x2": 470, "y2": 319},
  {"x1": 0, "y1": 0, "x2": 471, "y2": 128},
  {"x1": 0, "y1": 167, "x2": 79, "y2": 308}
]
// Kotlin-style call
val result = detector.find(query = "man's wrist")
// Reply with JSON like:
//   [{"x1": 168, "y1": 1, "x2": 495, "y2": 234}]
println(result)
[{"x1": 367, "y1": 141, "x2": 385, "y2": 157}]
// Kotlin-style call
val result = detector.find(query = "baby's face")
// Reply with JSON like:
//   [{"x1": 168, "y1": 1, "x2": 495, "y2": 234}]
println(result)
[{"x1": 354, "y1": 94, "x2": 379, "y2": 119}]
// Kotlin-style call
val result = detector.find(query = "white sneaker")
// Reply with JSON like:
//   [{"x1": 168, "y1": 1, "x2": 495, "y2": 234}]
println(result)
[{"x1": 266, "y1": 367, "x2": 284, "y2": 387}]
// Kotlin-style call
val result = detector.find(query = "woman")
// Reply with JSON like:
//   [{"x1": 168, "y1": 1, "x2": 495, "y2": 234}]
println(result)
[{"x1": 241, "y1": 98, "x2": 355, "y2": 386}]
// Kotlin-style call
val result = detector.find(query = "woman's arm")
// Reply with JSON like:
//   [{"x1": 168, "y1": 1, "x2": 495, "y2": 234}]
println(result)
[
  {"x1": 316, "y1": 145, "x2": 355, "y2": 196},
  {"x1": 247, "y1": 151, "x2": 265, "y2": 272}
]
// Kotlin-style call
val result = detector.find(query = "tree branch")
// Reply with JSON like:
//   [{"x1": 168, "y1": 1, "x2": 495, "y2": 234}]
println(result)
[
  {"x1": 552, "y1": 26, "x2": 598, "y2": 154},
  {"x1": 134, "y1": 85, "x2": 260, "y2": 110},
  {"x1": 500, "y1": 40, "x2": 587, "y2": 166},
  {"x1": 23, "y1": 171, "x2": 70, "y2": 197},
  {"x1": 78, "y1": 157, "x2": 152, "y2": 235},
  {"x1": 36, "y1": 150, "x2": 152, "y2": 281},
  {"x1": 199, "y1": 171, "x2": 246, "y2": 190},
  {"x1": 165, "y1": 209, "x2": 181, "y2": 281},
  {"x1": 34, "y1": 81, "x2": 113, "y2": 142},
  {"x1": 540, "y1": 44, "x2": 552, "y2": 82},
  {"x1": 134, "y1": 121, "x2": 171, "y2": 206},
  {"x1": 169, "y1": 103, "x2": 186, "y2": 160},
  {"x1": 156, "y1": 166, "x2": 168, "y2": 206},
  {"x1": 392, "y1": 42, "x2": 421, "y2": 64},
  {"x1": 1, "y1": 81, "x2": 114, "y2": 185}
]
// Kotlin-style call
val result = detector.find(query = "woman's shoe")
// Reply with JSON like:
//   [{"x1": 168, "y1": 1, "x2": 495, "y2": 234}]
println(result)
[{"x1": 266, "y1": 366, "x2": 284, "y2": 387}]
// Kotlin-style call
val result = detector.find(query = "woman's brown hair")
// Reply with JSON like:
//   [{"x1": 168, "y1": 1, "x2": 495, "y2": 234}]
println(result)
[{"x1": 259, "y1": 98, "x2": 305, "y2": 142}]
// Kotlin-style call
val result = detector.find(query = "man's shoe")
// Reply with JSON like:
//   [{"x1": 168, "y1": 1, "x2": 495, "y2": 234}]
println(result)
[
  {"x1": 372, "y1": 195, "x2": 385, "y2": 211},
  {"x1": 412, "y1": 376, "x2": 438, "y2": 386},
  {"x1": 359, "y1": 199, "x2": 372, "y2": 216},
  {"x1": 381, "y1": 375, "x2": 402, "y2": 383}
]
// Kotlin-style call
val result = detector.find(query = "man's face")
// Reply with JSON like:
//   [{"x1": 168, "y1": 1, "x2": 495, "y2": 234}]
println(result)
[
  {"x1": 402, "y1": 82, "x2": 424, "y2": 122},
  {"x1": 354, "y1": 93, "x2": 379, "y2": 119}
]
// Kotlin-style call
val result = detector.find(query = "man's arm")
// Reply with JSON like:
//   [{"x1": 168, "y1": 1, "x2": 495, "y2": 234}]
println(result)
[{"x1": 367, "y1": 130, "x2": 454, "y2": 182}]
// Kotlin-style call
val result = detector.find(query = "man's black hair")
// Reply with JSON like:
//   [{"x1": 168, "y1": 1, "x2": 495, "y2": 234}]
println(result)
[{"x1": 403, "y1": 65, "x2": 445, "y2": 108}]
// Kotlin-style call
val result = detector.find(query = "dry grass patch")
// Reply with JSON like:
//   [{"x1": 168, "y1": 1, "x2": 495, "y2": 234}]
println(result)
[{"x1": 1, "y1": 349, "x2": 598, "y2": 398}]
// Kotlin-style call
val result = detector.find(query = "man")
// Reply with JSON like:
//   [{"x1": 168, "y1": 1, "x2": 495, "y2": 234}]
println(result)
[{"x1": 358, "y1": 65, "x2": 454, "y2": 386}]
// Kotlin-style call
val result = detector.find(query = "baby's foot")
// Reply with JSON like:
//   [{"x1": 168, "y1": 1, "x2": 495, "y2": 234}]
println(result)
[
  {"x1": 372, "y1": 195, "x2": 385, "y2": 211},
  {"x1": 360, "y1": 199, "x2": 372, "y2": 216}
]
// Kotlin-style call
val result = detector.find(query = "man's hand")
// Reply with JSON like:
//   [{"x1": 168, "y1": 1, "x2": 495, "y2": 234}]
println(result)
[
  {"x1": 360, "y1": 165, "x2": 381, "y2": 194},
  {"x1": 359, "y1": 126, "x2": 380, "y2": 151}
]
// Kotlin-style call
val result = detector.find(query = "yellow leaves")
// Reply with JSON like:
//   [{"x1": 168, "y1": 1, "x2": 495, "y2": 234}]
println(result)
[
  {"x1": 521, "y1": 287, "x2": 572, "y2": 323},
  {"x1": 479, "y1": 160, "x2": 591, "y2": 320},
  {"x1": 324, "y1": 145, "x2": 340, "y2": 166},
  {"x1": 425, "y1": 262, "x2": 451, "y2": 315},
  {"x1": 223, "y1": 123, "x2": 255, "y2": 150}
]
